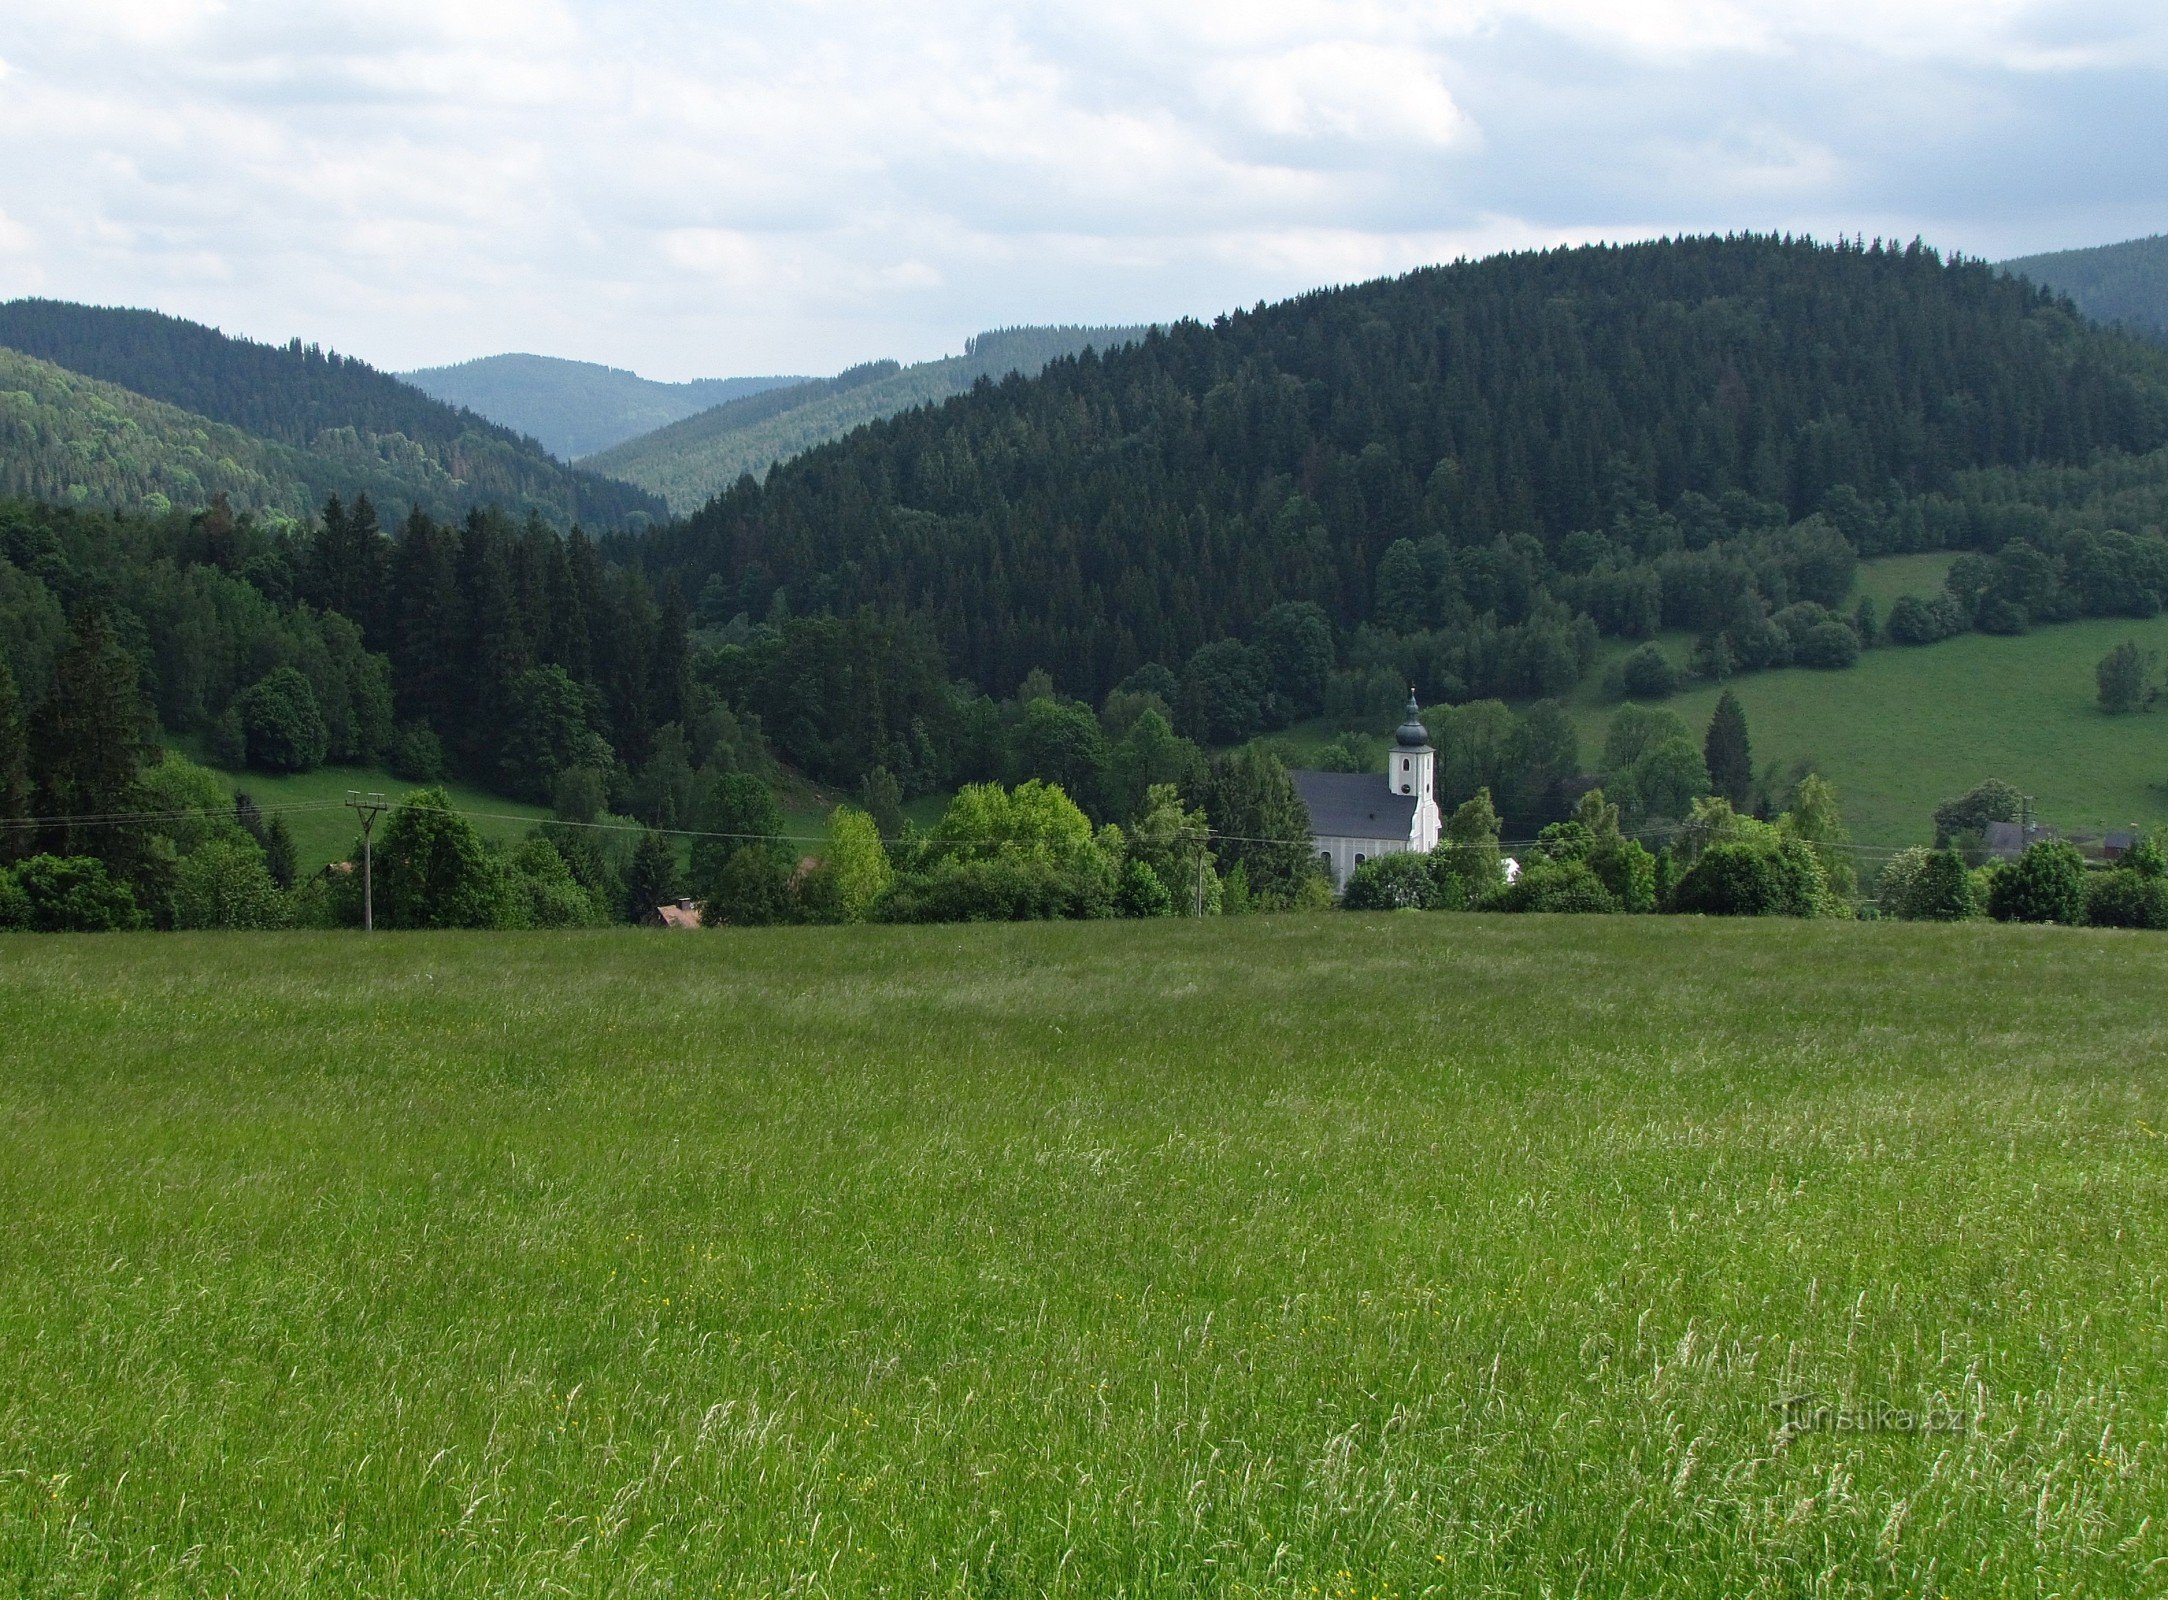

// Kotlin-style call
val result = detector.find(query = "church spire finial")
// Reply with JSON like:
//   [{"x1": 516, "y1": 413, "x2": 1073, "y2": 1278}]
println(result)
[{"x1": 1395, "y1": 690, "x2": 1429, "y2": 750}]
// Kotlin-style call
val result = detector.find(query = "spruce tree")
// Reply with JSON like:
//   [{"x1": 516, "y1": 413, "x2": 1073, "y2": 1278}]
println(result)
[
  {"x1": 625, "y1": 829, "x2": 678, "y2": 920},
  {"x1": 1200, "y1": 746, "x2": 1318, "y2": 908},
  {"x1": 0, "y1": 657, "x2": 30, "y2": 862},
  {"x1": 30, "y1": 607, "x2": 151, "y2": 862},
  {"x1": 1704, "y1": 690, "x2": 1753, "y2": 807}
]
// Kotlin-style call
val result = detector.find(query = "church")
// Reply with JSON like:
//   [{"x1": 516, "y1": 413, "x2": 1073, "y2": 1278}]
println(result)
[{"x1": 1289, "y1": 694, "x2": 1442, "y2": 892}]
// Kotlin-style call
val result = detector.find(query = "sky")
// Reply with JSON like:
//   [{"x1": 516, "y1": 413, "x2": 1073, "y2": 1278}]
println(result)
[{"x1": 0, "y1": 1, "x2": 2163, "y2": 381}]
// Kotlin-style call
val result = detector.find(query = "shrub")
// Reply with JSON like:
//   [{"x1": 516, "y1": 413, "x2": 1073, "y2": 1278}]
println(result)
[
  {"x1": 825, "y1": 807, "x2": 893, "y2": 922},
  {"x1": 502, "y1": 835, "x2": 602, "y2": 929},
  {"x1": 1117, "y1": 856, "x2": 1174, "y2": 917},
  {"x1": 1903, "y1": 850, "x2": 1980, "y2": 921},
  {"x1": 878, "y1": 855, "x2": 1117, "y2": 923},
  {"x1": 2096, "y1": 641, "x2": 2154, "y2": 714},
  {"x1": 387, "y1": 722, "x2": 446, "y2": 782},
  {"x1": 700, "y1": 845, "x2": 795, "y2": 927},
  {"x1": 1794, "y1": 619, "x2": 1861, "y2": 669},
  {"x1": 171, "y1": 837, "x2": 286, "y2": 930},
  {"x1": 1986, "y1": 840, "x2": 2088, "y2": 925},
  {"x1": 1341, "y1": 851, "x2": 1441, "y2": 911},
  {"x1": 1586, "y1": 836, "x2": 1658, "y2": 912},
  {"x1": 375, "y1": 788, "x2": 505, "y2": 929},
  {"x1": 1617, "y1": 643, "x2": 1680, "y2": 700},
  {"x1": 2, "y1": 854, "x2": 146, "y2": 931},
  {"x1": 1534, "y1": 820, "x2": 1594, "y2": 862},
  {"x1": 1887, "y1": 593, "x2": 1967, "y2": 645},
  {"x1": 1671, "y1": 841, "x2": 1778, "y2": 916},
  {"x1": 2086, "y1": 868, "x2": 2168, "y2": 930},
  {"x1": 1489, "y1": 857, "x2": 1621, "y2": 914},
  {"x1": 234, "y1": 667, "x2": 330, "y2": 774}
]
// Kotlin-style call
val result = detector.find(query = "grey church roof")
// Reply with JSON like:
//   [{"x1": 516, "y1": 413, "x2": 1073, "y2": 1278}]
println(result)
[{"x1": 1289, "y1": 769, "x2": 1418, "y2": 842}]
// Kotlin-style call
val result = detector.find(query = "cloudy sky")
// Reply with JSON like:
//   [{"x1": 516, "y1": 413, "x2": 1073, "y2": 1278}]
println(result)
[{"x1": 0, "y1": 1, "x2": 2162, "y2": 380}]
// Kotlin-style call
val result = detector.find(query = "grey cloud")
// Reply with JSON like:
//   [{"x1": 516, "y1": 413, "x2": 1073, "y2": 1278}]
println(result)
[{"x1": 0, "y1": 1, "x2": 2159, "y2": 380}]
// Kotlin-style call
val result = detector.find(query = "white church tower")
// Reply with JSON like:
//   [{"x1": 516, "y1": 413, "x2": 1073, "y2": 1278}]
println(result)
[{"x1": 1391, "y1": 692, "x2": 1441, "y2": 852}]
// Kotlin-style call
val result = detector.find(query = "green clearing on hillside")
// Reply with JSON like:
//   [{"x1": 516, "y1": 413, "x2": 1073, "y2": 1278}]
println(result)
[
  {"x1": 198, "y1": 762, "x2": 548, "y2": 873},
  {"x1": 1571, "y1": 615, "x2": 2168, "y2": 848},
  {"x1": 2, "y1": 917, "x2": 2163, "y2": 1595}
]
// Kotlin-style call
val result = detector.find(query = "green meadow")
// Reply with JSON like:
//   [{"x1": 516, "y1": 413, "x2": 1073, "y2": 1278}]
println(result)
[
  {"x1": 1573, "y1": 615, "x2": 2168, "y2": 847},
  {"x1": 2, "y1": 915, "x2": 2163, "y2": 1596},
  {"x1": 194, "y1": 763, "x2": 550, "y2": 876}
]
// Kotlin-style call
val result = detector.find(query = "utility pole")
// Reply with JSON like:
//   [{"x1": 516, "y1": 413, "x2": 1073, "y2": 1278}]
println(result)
[
  {"x1": 1192, "y1": 826, "x2": 1209, "y2": 918},
  {"x1": 346, "y1": 791, "x2": 388, "y2": 931}
]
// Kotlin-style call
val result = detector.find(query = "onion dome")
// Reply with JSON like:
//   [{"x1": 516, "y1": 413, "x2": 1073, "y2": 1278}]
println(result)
[{"x1": 1394, "y1": 691, "x2": 1430, "y2": 749}]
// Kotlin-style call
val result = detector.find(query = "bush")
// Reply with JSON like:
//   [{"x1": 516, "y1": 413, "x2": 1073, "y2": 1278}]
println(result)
[
  {"x1": 1671, "y1": 838, "x2": 1824, "y2": 917},
  {"x1": 1488, "y1": 857, "x2": 1621, "y2": 914},
  {"x1": 1886, "y1": 593, "x2": 1967, "y2": 645},
  {"x1": 878, "y1": 855, "x2": 1117, "y2": 923},
  {"x1": 2085, "y1": 868, "x2": 2168, "y2": 929},
  {"x1": 502, "y1": 835, "x2": 602, "y2": 929},
  {"x1": 700, "y1": 844, "x2": 796, "y2": 927},
  {"x1": 1794, "y1": 619, "x2": 1860, "y2": 669},
  {"x1": 1, "y1": 854, "x2": 146, "y2": 931},
  {"x1": 1986, "y1": 839, "x2": 2088, "y2": 925},
  {"x1": 1586, "y1": 836, "x2": 1657, "y2": 913},
  {"x1": 171, "y1": 837, "x2": 286, "y2": 930},
  {"x1": 1341, "y1": 851, "x2": 1442, "y2": 911},
  {"x1": 1902, "y1": 849, "x2": 1980, "y2": 921},
  {"x1": 1116, "y1": 856, "x2": 1174, "y2": 917},
  {"x1": 234, "y1": 667, "x2": 330, "y2": 774},
  {"x1": 387, "y1": 722, "x2": 447, "y2": 782},
  {"x1": 2097, "y1": 641, "x2": 2154, "y2": 714},
  {"x1": 1617, "y1": 643, "x2": 1679, "y2": 700}
]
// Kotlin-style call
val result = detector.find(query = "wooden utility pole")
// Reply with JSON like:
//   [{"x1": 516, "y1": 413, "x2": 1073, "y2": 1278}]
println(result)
[{"x1": 345, "y1": 791, "x2": 389, "y2": 931}]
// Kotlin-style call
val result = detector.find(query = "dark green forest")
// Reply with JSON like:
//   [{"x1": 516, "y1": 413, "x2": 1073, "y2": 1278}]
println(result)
[
  {"x1": 632, "y1": 235, "x2": 2168, "y2": 706},
  {"x1": 2005, "y1": 234, "x2": 2168, "y2": 340},
  {"x1": 0, "y1": 299, "x2": 664, "y2": 528}
]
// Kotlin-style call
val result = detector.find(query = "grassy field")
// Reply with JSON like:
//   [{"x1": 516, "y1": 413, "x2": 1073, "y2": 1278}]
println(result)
[
  {"x1": 1570, "y1": 617, "x2": 2168, "y2": 846},
  {"x1": 195, "y1": 763, "x2": 550, "y2": 874},
  {"x1": 2, "y1": 916, "x2": 2163, "y2": 1596}
]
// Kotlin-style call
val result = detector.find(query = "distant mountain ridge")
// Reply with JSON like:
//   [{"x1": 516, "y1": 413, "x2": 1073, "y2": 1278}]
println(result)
[
  {"x1": 0, "y1": 299, "x2": 664, "y2": 528},
  {"x1": 400, "y1": 353, "x2": 808, "y2": 460},
  {"x1": 2002, "y1": 235, "x2": 2168, "y2": 339},
  {"x1": 585, "y1": 325, "x2": 1155, "y2": 514}
]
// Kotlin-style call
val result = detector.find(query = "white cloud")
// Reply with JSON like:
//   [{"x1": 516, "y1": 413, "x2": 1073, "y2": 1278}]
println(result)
[{"x1": 0, "y1": 0, "x2": 2160, "y2": 382}]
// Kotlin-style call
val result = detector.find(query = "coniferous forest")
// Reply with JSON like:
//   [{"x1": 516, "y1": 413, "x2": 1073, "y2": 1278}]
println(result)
[
  {"x1": 634, "y1": 236, "x2": 2168, "y2": 705},
  {"x1": 12, "y1": 234, "x2": 2168, "y2": 931}
]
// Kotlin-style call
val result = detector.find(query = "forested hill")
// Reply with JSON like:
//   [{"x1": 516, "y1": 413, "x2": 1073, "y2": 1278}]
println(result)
[
  {"x1": 0, "y1": 299, "x2": 665, "y2": 529},
  {"x1": 2003, "y1": 235, "x2": 2168, "y2": 340},
  {"x1": 631, "y1": 235, "x2": 2168, "y2": 700},
  {"x1": 586, "y1": 324, "x2": 1154, "y2": 513},
  {"x1": 400, "y1": 354, "x2": 807, "y2": 460}
]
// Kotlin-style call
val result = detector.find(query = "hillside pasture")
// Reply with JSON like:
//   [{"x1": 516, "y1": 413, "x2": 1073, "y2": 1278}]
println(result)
[
  {"x1": 1573, "y1": 614, "x2": 2168, "y2": 846},
  {"x1": 198, "y1": 762, "x2": 549, "y2": 874},
  {"x1": 2, "y1": 915, "x2": 2163, "y2": 1596}
]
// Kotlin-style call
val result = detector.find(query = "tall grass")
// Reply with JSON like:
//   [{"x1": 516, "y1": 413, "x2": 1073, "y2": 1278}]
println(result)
[{"x1": 1, "y1": 915, "x2": 2162, "y2": 1595}]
